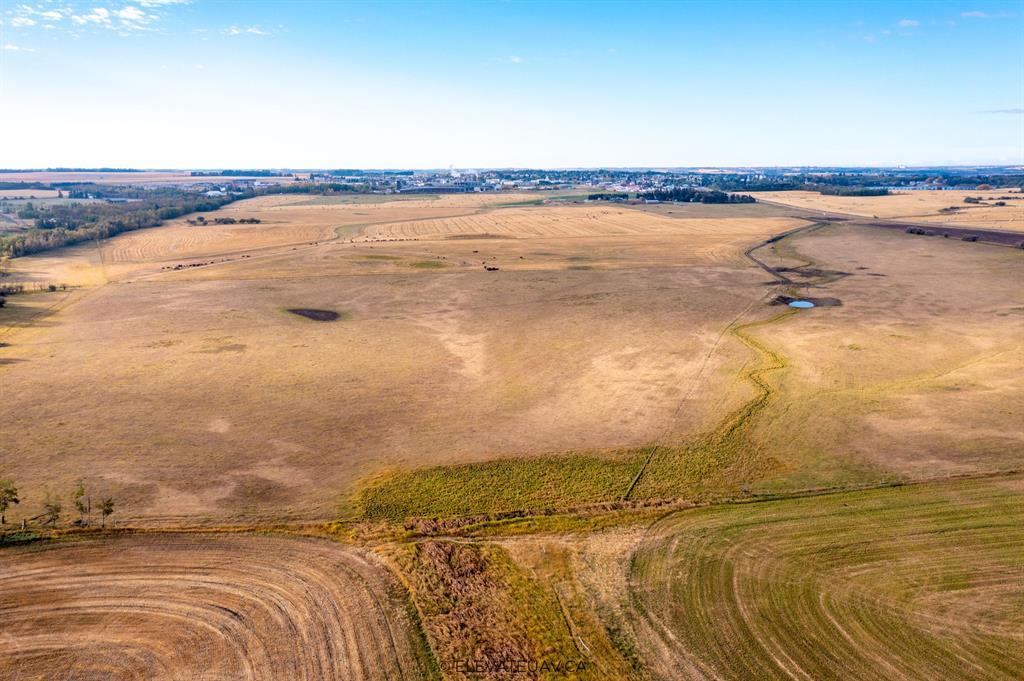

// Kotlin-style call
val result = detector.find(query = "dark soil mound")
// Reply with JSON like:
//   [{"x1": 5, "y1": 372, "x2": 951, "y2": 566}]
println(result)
[{"x1": 288, "y1": 308, "x2": 341, "y2": 322}]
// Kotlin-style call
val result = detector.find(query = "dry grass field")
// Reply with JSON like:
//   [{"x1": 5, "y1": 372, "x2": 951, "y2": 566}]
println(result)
[
  {"x1": 753, "y1": 190, "x2": 1024, "y2": 231},
  {"x1": 1, "y1": 194, "x2": 800, "y2": 523},
  {"x1": 357, "y1": 220, "x2": 1023, "y2": 519},
  {"x1": 0, "y1": 533, "x2": 434, "y2": 681},
  {"x1": 0, "y1": 189, "x2": 61, "y2": 199},
  {"x1": 747, "y1": 224, "x2": 1024, "y2": 490},
  {"x1": 2, "y1": 189, "x2": 1023, "y2": 680}
]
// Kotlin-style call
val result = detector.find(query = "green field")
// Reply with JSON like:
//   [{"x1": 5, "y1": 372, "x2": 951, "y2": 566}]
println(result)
[{"x1": 626, "y1": 476, "x2": 1024, "y2": 680}]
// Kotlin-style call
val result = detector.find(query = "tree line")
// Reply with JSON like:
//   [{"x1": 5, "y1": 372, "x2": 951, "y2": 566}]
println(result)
[
  {"x1": 3, "y1": 188, "x2": 249, "y2": 258},
  {"x1": 0, "y1": 478, "x2": 116, "y2": 532},
  {"x1": 641, "y1": 188, "x2": 756, "y2": 203},
  {"x1": 190, "y1": 170, "x2": 292, "y2": 177},
  {"x1": 0, "y1": 182, "x2": 376, "y2": 259},
  {"x1": 814, "y1": 186, "x2": 889, "y2": 196},
  {"x1": 708, "y1": 172, "x2": 1024, "y2": 192}
]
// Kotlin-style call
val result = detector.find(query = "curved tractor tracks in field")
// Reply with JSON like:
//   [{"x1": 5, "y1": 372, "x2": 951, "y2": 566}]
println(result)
[
  {"x1": 624, "y1": 478, "x2": 1024, "y2": 681},
  {"x1": 0, "y1": 533, "x2": 433, "y2": 681},
  {"x1": 622, "y1": 221, "x2": 825, "y2": 500}
]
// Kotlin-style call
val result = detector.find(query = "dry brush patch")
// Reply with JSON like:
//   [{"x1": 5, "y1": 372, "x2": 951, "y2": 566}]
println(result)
[
  {"x1": 0, "y1": 533, "x2": 435, "y2": 681},
  {"x1": 624, "y1": 476, "x2": 1024, "y2": 681},
  {"x1": 387, "y1": 539, "x2": 598, "y2": 680}
]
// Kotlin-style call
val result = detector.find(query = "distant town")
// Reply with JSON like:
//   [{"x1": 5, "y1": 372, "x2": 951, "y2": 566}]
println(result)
[{"x1": 2, "y1": 165, "x2": 1022, "y2": 198}]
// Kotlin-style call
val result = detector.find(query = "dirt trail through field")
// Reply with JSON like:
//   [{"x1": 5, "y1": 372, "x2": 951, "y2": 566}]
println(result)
[{"x1": 0, "y1": 534, "x2": 433, "y2": 681}]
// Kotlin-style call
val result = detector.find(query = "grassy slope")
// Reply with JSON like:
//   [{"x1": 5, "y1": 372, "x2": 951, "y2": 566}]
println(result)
[
  {"x1": 626, "y1": 476, "x2": 1024, "y2": 680},
  {"x1": 353, "y1": 310, "x2": 798, "y2": 522}
]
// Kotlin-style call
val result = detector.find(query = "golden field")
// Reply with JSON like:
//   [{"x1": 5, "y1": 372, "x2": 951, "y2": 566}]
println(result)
[
  {"x1": 2, "y1": 190, "x2": 1022, "y2": 680},
  {"x1": 1, "y1": 194, "x2": 800, "y2": 523},
  {"x1": 753, "y1": 189, "x2": 1024, "y2": 231}
]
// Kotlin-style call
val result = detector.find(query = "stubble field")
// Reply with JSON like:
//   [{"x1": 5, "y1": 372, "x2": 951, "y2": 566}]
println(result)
[{"x1": 0, "y1": 533, "x2": 434, "y2": 681}]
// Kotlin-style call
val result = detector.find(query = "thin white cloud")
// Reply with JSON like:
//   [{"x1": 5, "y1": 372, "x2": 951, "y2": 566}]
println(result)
[
  {"x1": 897, "y1": 19, "x2": 919, "y2": 28},
  {"x1": 113, "y1": 5, "x2": 159, "y2": 30},
  {"x1": 223, "y1": 25, "x2": 269, "y2": 36},
  {"x1": 960, "y1": 10, "x2": 1015, "y2": 19},
  {"x1": 3, "y1": 43, "x2": 36, "y2": 52},
  {"x1": 979, "y1": 108, "x2": 1024, "y2": 114},
  {"x1": 72, "y1": 8, "x2": 112, "y2": 25},
  {"x1": 11, "y1": 2, "x2": 186, "y2": 36},
  {"x1": 509, "y1": 55, "x2": 524, "y2": 64},
  {"x1": 117, "y1": 7, "x2": 147, "y2": 22}
]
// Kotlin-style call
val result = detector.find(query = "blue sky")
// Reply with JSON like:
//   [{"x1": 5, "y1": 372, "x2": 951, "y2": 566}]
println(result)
[{"x1": 1, "y1": 0, "x2": 1021, "y2": 168}]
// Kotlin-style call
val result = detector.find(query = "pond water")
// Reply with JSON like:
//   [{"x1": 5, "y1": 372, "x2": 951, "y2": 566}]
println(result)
[{"x1": 788, "y1": 300, "x2": 815, "y2": 309}]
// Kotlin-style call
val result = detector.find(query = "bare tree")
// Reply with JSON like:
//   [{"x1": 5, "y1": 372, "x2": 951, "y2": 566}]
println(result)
[
  {"x1": 99, "y1": 498, "x2": 115, "y2": 528},
  {"x1": 72, "y1": 481, "x2": 90, "y2": 526},
  {"x1": 43, "y1": 494, "x2": 62, "y2": 527},
  {"x1": 0, "y1": 478, "x2": 19, "y2": 525}
]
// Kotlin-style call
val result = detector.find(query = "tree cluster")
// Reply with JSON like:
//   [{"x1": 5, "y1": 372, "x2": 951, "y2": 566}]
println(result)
[
  {"x1": 0, "y1": 478, "x2": 116, "y2": 530},
  {"x1": 189, "y1": 170, "x2": 292, "y2": 177},
  {"x1": 814, "y1": 186, "x2": 889, "y2": 196},
  {"x1": 641, "y1": 188, "x2": 756, "y2": 203},
  {"x1": 2, "y1": 188, "x2": 251, "y2": 257}
]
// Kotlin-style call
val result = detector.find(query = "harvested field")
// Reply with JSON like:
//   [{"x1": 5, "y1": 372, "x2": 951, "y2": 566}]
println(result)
[
  {"x1": 753, "y1": 190, "x2": 1024, "y2": 231},
  {"x1": 625, "y1": 476, "x2": 1024, "y2": 680},
  {"x1": 4, "y1": 192, "x2": 560, "y2": 285},
  {"x1": 0, "y1": 533, "x2": 434, "y2": 681},
  {"x1": 628, "y1": 200, "x2": 809, "y2": 219},
  {"x1": 0, "y1": 189, "x2": 60, "y2": 199},
  {"x1": 360, "y1": 205, "x2": 804, "y2": 253}
]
